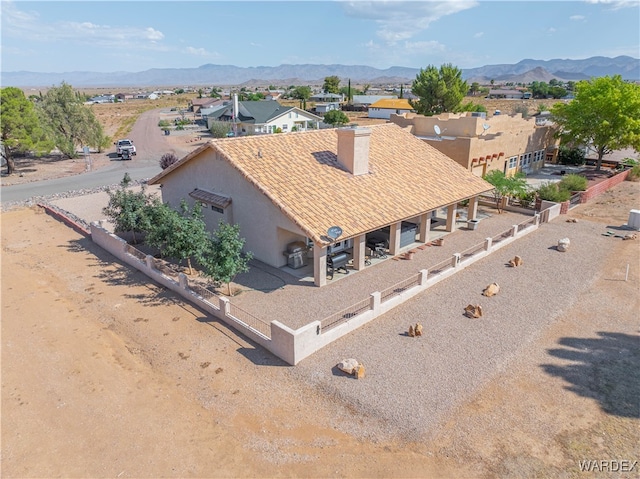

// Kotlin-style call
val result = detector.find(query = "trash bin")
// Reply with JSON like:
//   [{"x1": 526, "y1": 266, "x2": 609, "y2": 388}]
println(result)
[
  {"x1": 164, "y1": 129, "x2": 170, "y2": 136},
  {"x1": 467, "y1": 219, "x2": 479, "y2": 230}
]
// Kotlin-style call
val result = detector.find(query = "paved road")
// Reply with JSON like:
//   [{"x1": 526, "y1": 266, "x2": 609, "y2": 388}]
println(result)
[{"x1": 1, "y1": 108, "x2": 193, "y2": 204}]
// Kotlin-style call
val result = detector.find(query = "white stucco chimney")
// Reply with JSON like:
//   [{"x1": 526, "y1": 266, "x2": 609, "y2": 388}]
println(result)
[{"x1": 336, "y1": 127, "x2": 371, "y2": 176}]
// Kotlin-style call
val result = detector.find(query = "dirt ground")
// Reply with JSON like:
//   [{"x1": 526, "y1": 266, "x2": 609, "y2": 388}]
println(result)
[{"x1": 2, "y1": 178, "x2": 638, "y2": 477}]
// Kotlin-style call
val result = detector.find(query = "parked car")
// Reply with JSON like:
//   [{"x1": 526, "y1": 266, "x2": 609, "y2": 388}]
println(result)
[{"x1": 115, "y1": 139, "x2": 136, "y2": 157}]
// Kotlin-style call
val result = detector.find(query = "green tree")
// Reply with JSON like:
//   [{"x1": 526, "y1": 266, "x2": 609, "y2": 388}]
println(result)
[
  {"x1": 459, "y1": 101, "x2": 487, "y2": 113},
  {"x1": 38, "y1": 82, "x2": 106, "y2": 158},
  {"x1": 145, "y1": 200, "x2": 210, "y2": 275},
  {"x1": 323, "y1": 76, "x2": 341, "y2": 94},
  {"x1": 209, "y1": 121, "x2": 232, "y2": 138},
  {"x1": 529, "y1": 81, "x2": 549, "y2": 99},
  {"x1": 0, "y1": 87, "x2": 51, "y2": 175},
  {"x1": 549, "y1": 86, "x2": 567, "y2": 99},
  {"x1": 557, "y1": 146, "x2": 585, "y2": 166},
  {"x1": 291, "y1": 85, "x2": 311, "y2": 109},
  {"x1": 102, "y1": 174, "x2": 156, "y2": 244},
  {"x1": 551, "y1": 75, "x2": 640, "y2": 171},
  {"x1": 410, "y1": 63, "x2": 468, "y2": 116},
  {"x1": 323, "y1": 110, "x2": 350, "y2": 127},
  {"x1": 469, "y1": 82, "x2": 481, "y2": 96},
  {"x1": 199, "y1": 221, "x2": 252, "y2": 296},
  {"x1": 483, "y1": 170, "x2": 528, "y2": 213}
]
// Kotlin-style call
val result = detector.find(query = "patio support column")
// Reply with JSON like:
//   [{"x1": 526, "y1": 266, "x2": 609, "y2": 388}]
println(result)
[
  {"x1": 313, "y1": 244, "x2": 327, "y2": 287},
  {"x1": 467, "y1": 196, "x2": 479, "y2": 221},
  {"x1": 353, "y1": 234, "x2": 366, "y2": 271},
  {"x1": 389, "y1": 222, "x2": 401, "y2": 256},
  {"x1": 446, "y1": 204, "x2": 457, "y2": 232},
  {"x1": 418, "y1": 212, "x2": 431, "y2": 243}
]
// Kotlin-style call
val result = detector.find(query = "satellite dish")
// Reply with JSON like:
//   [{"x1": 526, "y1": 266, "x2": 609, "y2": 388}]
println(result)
[
  {"x1": 482, "y1": 123, "x2": 490, "y2": 131},
  {"x1": 434, "y1": 125, "x2": 441, "y2": 136},
  {"x1": 327, "y1": 226, "x2": 343, "y2": 241}
]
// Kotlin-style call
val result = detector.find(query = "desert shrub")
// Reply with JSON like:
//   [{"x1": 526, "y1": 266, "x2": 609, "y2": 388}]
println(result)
[
  {"x1": 159, "y1": 152, "x2": 179, "y2": 170},
  {"x1": 158, "y1": 119, "x2": 170, "y2": 128},
  {"x1": 536, "y1": 182, "x2": 571, "y2": 202},
  {"x1": 517, "y1": 189, "x2": 537, "y2": 208},
  {"x1": 557, "y1": 146, "x2": 585, "y2": 166},
  {"x1": 558, "y1": 174, "x2": 588, "y2": 192},
  {"x1": 627, "y1": 165, "x2": 640, "y2": 182},
  {"x1": 209, "y1": 121, "x2": 232, "y2": 138}
]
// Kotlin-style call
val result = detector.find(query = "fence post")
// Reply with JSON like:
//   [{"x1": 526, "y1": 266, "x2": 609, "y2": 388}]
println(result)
[
  {"x1": 452, "y1": 253, "x2": 461, "y2": 268},
  {"x1": 534, "y1": 213, "x2": 540, "y2": 226},
  {"x1": 219, "y1": 296, "x2": 230, "y2": 315},
  {"x1": 178, "y1": 273, "x2": 188, "y2": 289},
  {"x1": 484, "y1": 237, "x2": 493, "y2": 251},
  {"x1": 511, "y1": 224, "x2": 519, "y2": 237},
  {"x1": 419, "y1": 269, "x2": 428, "y2": 286},
  {"x1": 370, "y1": 291, "x2": 381, "y2": 316}
]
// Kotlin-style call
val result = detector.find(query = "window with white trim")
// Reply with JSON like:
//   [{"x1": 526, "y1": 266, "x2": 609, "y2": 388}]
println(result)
[{"x1": 508, "y1": 156, "x2": 517, "y2": 169}]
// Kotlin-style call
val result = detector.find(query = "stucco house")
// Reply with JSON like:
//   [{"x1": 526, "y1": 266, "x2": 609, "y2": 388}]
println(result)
[
  {"x1": 205, "y1": 100, "x2": 321, "y2": 135},
  {"x1": 390, "y1": 111, "x2": 559, "y2": 177},
  {"x1": 149, "y1": 124, "x2": 492, "y2": 287},
  {"x1": 368, "y1": 98, "x2": 414, "y2": 119},
  {"x1": 352, "y1": 95, "x2": 397, "y2": 108}
]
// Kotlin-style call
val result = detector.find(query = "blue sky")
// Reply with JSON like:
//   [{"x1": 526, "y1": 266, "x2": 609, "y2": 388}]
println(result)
[{"x1": 1, "y1": 0, "x2": 639, "y2": 73}]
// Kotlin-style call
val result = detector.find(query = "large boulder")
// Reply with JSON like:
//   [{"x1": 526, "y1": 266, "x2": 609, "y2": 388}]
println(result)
[
  {"x1": 414, "y1": 323, "x2": 423, "y2": 336},
  {"x1": 509, "y1": 255, "x2": 523, "y2": 267},
  {"x1": 464, "y1": 304, "x2": 483, "y2": 318},
  {"x1": 557, "y1": 238, "x2": 570, "y2": 252},
  {"x1": 483, "y1": 283, "x2": 500, "y2": 297},
  {"x1": 337, "y1": 358, "x2": 359, "y2": 375}
]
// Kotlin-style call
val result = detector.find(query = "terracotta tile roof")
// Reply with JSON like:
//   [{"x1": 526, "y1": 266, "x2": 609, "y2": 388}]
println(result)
[
  {"x1": 369, "y1": 98, "x2": 414, "y2": 110},
  {"x1": 150, "y1": 124, "x2": 493, "y2": 246}
]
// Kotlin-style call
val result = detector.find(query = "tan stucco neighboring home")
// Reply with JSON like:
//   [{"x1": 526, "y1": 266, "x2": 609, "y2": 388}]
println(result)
[
  {"x1": 149, "y1": 123, "x2": 492, "y2": 287},
  {"x1": 389, "y1": 111, "x2": 559, "y2": 178},
  {"x1": 191, "y1": 97, "x2": 222, "y2": 114},
  {"x1": 368, "y1": 98, "x2": 414, "y2": 119}
]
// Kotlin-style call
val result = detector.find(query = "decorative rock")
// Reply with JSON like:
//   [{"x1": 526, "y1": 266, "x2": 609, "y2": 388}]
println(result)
[
  {"x1": 566, "y1": 218, "x2": 578, "y2": 223},
  {"x1": 432, "y1": 238, "x2": 444, "y2": 246},
  {"x1": 623, "y1": 233, "x2": 637, "y2": 241},
  {"x1": 338, "y1": 358, "x2": 359, "y2": 375},
  {"x1": 482, "y1": 283, "x2": 500, "y2": 297},
  {"x1": 355, "y1": 364, "x2": 366, "y2": 379},
  {"x1": 557, "y1": 238, "x2": 570, "y2": 252},
  {"x1": 508, "y1": 255, "x2": 523, "y2": 267},
  {"x1": 414, "y1": 323, "x2": 423, "y2": 336},
  {"x1": 464, "y1": 304, "x2": 483, "y2": 318},
  {"x1": 408, "y1": 325, "x2": 415, "y2": 337}
]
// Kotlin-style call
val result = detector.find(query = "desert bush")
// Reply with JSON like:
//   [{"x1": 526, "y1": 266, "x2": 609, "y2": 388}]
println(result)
[
  {"x1": 158, "y1": 119, "x2": 171, "y2": 128},
  {"x1": 536, "y1": 182, "x2": 571, "y2": 202},
  {"x1": 209, "y1": 121, "x2": 232, "y2": 138},
  {"x1": 627, "y1": 165, "x2": 640, "y2": 182},
  {"x1": 558, "y1": 174, "x2": 588, "y2": 192},
  {"x1": 159, "y1": 152, "x2": 179, "y2": 170},
  {"x1": 517, "y1": 189, "x2": 537, "y2": 208},
  {"x1": 557, "y1": 146, "x2": 585, "y2": 166}
]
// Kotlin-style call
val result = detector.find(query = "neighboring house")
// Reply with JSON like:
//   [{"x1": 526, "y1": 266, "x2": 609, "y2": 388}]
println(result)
[
  {"x1": 191, "y1": 97, "x2": 221, "y2": 114},
  {"x1": 390, "y1": 111, "x2": 559, "y2": 177},
  {"x1": 314, "y1": 102, "x2": 341, "y2": 114},
  {"x1": 148, "y1": 124, "x2": 492, "y2": 287},
  {"x1": 88, "y1": 95, "x2": 115, "y2": 104},
  {"x1": 352, "y1": 95, "x2": 397, "y2": 108},
  {"x1": 115, "y1": 93, "x2": 134, "y2": 101},
  {"x1": 206, "y1": 100, "x2": 322, "y2": 135},
  {"x1": 368, "y1": 98, "x2": 414, "y2": 119},
  {"x1": 310, "y1": 93, "x2": 344, "y2": 103}
]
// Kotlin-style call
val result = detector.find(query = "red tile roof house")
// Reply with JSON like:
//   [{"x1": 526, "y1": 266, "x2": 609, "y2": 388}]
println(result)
[{"x1": 149, "y1": 123, "x2": 492, "y2": 287}]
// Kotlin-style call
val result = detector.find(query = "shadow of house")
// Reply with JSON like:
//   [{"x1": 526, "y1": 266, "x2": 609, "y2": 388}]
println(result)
[{"x1": 541, "y1": 331, "x2": 640, "y2": 418}]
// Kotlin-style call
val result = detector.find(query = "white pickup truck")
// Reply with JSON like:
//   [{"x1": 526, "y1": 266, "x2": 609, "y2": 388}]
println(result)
[{"x1": 115, "y1": 139, "x2": 136, "y2": 157}]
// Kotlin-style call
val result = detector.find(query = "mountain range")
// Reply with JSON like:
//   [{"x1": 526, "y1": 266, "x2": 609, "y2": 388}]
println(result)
[{"x1": 2, "y1": 56, "x2": 638, "y2": 88}]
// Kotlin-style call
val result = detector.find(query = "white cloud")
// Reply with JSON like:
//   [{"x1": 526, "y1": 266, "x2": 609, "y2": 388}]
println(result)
[
  {"x1": 343, "y1": 1, "x2": 478, "y2": 43},
  {"x1": 474, "y1": 31, "x2": 484, "y2": 38},
  {"x1": 185, "y1": 46, "x2": 219, "y2": 57},
  {"x1": 1, "y1": 0, "x2": 166, "y2": 48},
  {"x1": 584, "y1": 0, "x2": 638, "y2": 10},
  {"x1": 547, "y1": 27, "x2": 557, "y2": 33},
  {"x1": 570, "y1": 14, "x2": 586, "y2": 21}
]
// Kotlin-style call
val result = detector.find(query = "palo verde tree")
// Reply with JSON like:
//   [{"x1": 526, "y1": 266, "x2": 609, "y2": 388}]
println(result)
[
  {"x1": 551, "y1": 75, "x2": 640, "y2": 171},
  {"x1": 411, "y1": 63, "x2": 468, "y2": 116},
  {"x1": 482, "y1": 170, "x2": 528, "y2": 213},
  {"x1": 38, "y1": 82, "x2": 107, "y2": 158},
  {"x1": 0, "y1": 87, "x2": 52, "y2": 175},
  {"x1": 199, "y1": 220, "x2": 252, "y2": 296},
  {"x1": 323, "y1": 110, "x2": 350, "y2": 127},
  {"x1": 323, "y1": 75, "x2": 341, "y2": 94}
]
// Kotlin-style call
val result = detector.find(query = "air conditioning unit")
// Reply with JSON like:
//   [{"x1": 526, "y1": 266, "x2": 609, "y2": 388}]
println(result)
[{"x1": 471, "y1": 112, "x2": 487, "y2": 118}]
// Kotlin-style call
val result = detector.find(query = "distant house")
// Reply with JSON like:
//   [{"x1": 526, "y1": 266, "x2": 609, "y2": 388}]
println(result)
[
  {"x1": 314, "y1": 102, "x2": 341, "y2": 114},
  {"x1": 115, "y1": 93, "x2": 134, "y2": 101},
  {"x1": 352, "y1": 95, "x2": 397, "y2": 108},
  {"x1": 88, "y1": 95, "x2": 114, "y2": 104},
  {"x1": 368, "y1": 98, "x2": 414, "y2": 119},
  {"x1": 191, "y1": 97, "x2": 220, "y2": 114},
  {"x1": 310, "y1": 93, "x2": 344, "y2": 103},
  {"x1": 205, "y1": 100, "x2": 321, "y2": 134}
]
